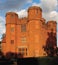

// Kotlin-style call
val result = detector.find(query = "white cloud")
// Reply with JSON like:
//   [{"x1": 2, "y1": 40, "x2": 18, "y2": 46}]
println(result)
[
  {"x1": 42, "y1": 11, "x2": 58, "y2": 22},
  {"x1": 39, "y1": 0, "x2": 58, "y2": 22},
  {"x1": 16, "y1": 9, "x2": 28, "y2": 18},
  {"x1": 0, "y1": 16, "x2": 5, "y2": 40},
  {"x1": 49, "y1": 11, "x2": 58, "y2": 22},
  {"x1": 41, "y1": 0, "x2": 57, "y2": 12},
  {"x1": 0, "y1": 16, "x2": 5, "y2": 34},
  {"x1": 49, "y1": 11, "x2": 57, "y2": 18}
]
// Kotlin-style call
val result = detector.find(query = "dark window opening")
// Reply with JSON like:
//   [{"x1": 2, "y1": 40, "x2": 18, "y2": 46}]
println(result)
[
  {"x1": 18, "y1": 48, "x2": 27, "y2": 56},
  {"x1": 21, "y1": 37, "x2": 26, "y2": 43},
  {"x1": 11, "y1": 40, "x2": 14, "y2": 44},
  {"x1": 11, "y1": 27, "x2": 14, "y2": 32},
  {"x1": 21, "y1": 24, "x2": 26, "y2": 32}
]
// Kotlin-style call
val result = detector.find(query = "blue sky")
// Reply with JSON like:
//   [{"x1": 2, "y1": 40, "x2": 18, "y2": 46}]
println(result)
[{"x1": 0, "y1": 0, "x2": 58, "y2": 46}]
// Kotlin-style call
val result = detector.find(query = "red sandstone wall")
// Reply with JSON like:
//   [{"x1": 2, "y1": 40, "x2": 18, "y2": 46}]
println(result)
[{"x1": 2, "y1": 6, "x2": 57, "y2": 57}]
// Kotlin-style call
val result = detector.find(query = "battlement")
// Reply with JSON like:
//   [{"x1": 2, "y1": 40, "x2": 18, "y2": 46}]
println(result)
[
  {"x1": 6, "y1": 12, "x2": 18, "y2": 17},
  {"x1": 47, "y1": 21, "x2": 57, "y2": 28},
  {"x1": 6, "y1": 12, "x2": 18, "y2": 24},
  {"x1": 46, "y1": 21, "x2": 57, "y2": 33},
  {"x1": 28, "y1": 6, "x2": 42, "y2": 12},
  {"x1": 47, "y1": 21, "x2": 57, "y2": 24},
  {"x1": 17, "y1": 17, "x2": 28, "y2": 24},
  {"x1": 28, "y1": 6, "x2": 42, "y2": 20}
]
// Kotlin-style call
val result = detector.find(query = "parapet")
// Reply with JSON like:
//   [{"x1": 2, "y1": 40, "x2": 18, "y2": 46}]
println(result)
[
  {"x1": 6, "y1": 12, "x2": 18, "y2": 24},
  {"x1": 28, "y1": 6, "x2": 42, "y2": 20},
  {"x1": 46, "y1": 21, "x2": 57, "y2": 33},
  {"x1": 28, "y1": 6, "x2": 42, "y2": 12},
  {"x1": 17, "y1": 17, "x2": 28, "y2": 24},
  {"x1": 47, "y1": 21, "x2": 57, "y2": 24},
  {"x1": 47, "y1": 21, "x2": 57, "y2": 27},
  {"x1": 6, "y1": 12, "x2": 18, "y2": 17}
]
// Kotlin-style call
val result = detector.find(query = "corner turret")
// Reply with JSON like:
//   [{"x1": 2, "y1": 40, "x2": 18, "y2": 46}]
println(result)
[
  {"x1": 6, "y1": 12, "x2": 18, "y2": 24},
  {"x1": 28, "y1": 6, "x2": 42, "y2": 20}
]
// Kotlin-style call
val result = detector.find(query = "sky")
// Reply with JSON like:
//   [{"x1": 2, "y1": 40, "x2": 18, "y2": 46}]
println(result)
[{"x1": 0, "y1": 0, "x2": 58, "y2": 46}]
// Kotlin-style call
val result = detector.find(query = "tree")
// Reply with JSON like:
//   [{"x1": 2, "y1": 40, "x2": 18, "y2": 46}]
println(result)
[
  {"x1": 1, "y1": 33, "x2": 5, "y2": 39},
  {"x1": 43, "y1": 31, "x2": 57, "y2": 56}
]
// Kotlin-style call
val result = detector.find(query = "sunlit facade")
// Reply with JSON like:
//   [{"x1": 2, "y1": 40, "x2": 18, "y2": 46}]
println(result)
[{"x1": 2, "y1": 6, "x2": 57, "y2": 58}]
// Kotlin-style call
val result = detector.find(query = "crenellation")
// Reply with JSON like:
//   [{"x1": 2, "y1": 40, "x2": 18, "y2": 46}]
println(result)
[
  {"x1": 28, "y1": 6, "x2": 42, "y2": 12},
  {"x1": 6, "y1": 12, "x2": 18, "y2": 17},
  {"x1": 28, "y1": 6, "x2": 42, "y2": 20}
]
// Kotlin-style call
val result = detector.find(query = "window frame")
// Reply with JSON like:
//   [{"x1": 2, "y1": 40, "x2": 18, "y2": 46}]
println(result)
[
  {"x1": 21, "y1": 24, "x2": 26, "y2": 32},
  {"x1": 11, "y1": 40, "x2": 14, "y2": 44}
]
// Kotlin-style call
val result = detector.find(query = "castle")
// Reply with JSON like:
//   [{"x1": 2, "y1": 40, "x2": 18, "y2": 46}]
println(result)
[{"x1": 1, "y1": 6, "x2": 57, "y2": 58}]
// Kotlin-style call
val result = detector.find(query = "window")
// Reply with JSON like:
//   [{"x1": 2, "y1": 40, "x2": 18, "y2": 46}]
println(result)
[
  {"x1": 43, "y1": 53, "x2": 46, "y2": 55},
  {"x1": 25, "y1": 48, "x2": 27, "y2": 55},
  {"x1": 21, "y1": 37, "x2": 26, "y2": 43},
  {"x1": 21, "y1": 24, "x2": 26, "y2": 32},
  {"x1": 18, "y1": 48, "x2": 27, "y2": 56},
  {"x1": 11, "y1": 27, "x2": 14, "y2": 32},
  {"x1": 11, "y1": 40, "x2": 14, "y2": 44}
]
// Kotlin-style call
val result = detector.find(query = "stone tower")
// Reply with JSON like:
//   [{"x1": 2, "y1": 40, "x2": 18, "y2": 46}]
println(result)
[
  {"x1": 5, "y1": 12, "x2": 18, "y2": 53},
  {"x1": 28, "y1": 6, "x2": 45, "y2": 57}
]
